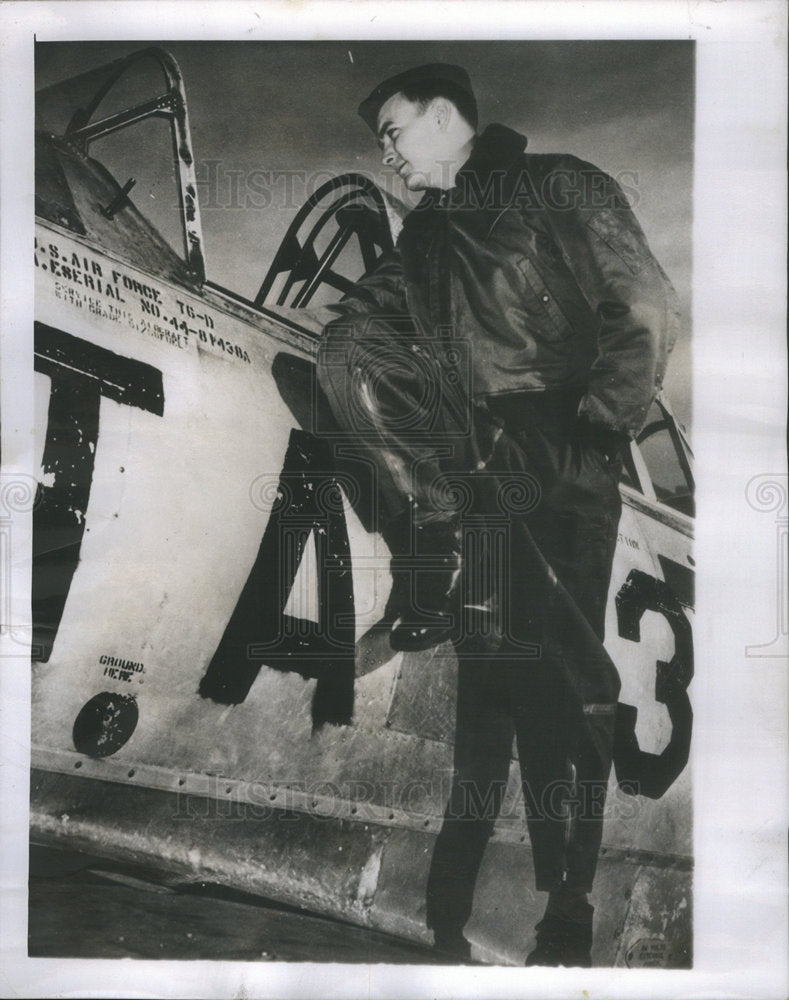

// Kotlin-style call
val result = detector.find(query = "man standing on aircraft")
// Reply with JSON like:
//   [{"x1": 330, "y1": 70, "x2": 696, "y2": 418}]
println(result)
[{"x1": 317, "y1": 64, "x2": 679, "y2": 966}]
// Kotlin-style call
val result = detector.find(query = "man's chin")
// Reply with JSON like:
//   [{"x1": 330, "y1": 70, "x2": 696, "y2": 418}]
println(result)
[{"x1": 403, "y1": 171, "x2": 429, "y2": 191}]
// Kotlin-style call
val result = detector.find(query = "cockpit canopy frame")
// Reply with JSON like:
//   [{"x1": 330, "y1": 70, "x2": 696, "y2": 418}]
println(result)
[{"x1": 44, "y1": 46, "x2": 205, "y2": 284}]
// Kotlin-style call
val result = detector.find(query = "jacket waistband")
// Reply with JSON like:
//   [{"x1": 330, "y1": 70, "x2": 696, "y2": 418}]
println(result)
[{"x1": 483, "y1": 388, "x2": 584, "y2": 435}]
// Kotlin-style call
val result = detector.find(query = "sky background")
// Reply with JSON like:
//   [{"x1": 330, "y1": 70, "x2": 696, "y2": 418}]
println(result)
[{"x1": 35, "y1": 40, "x2": 694, "y2": 427}]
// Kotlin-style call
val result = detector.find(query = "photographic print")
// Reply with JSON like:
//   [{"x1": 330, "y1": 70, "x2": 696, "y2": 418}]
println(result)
[
  {"x1": 1, "y1": 4, "x2": 786, "y2": 999},
  {"x1": 27, "y1": 36, "x2": 694, "y2": 968}
]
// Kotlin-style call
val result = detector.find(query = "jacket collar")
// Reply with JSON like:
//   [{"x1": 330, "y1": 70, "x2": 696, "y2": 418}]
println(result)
[
  {"x1": 415, "y1": 124, "x2": 528, "y2": 212},
  {"x1": 458, "y1": 124, "x2": 528, "y2": 189}
]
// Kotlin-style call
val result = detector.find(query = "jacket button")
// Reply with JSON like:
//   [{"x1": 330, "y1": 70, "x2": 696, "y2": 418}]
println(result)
[{"x1": 541, "y1": 293, "x2": 550, "y2": 303}]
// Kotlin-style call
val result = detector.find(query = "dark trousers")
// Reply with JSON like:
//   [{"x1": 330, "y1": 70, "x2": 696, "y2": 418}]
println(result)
[
  {"x1": 316, "y1": 315, "x2": 622, "y2": 927},
  {"x1": 424, "y1": 400, "x2": 622, "y2": 932}
]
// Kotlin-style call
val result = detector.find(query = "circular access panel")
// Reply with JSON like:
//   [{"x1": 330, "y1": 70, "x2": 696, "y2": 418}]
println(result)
[{"x1": 72, "y1": 692, "x2": 139, "y2": 758}]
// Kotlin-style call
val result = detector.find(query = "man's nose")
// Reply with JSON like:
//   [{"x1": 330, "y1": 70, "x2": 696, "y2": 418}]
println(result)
[{"x1": 380, "y1": 141, "x2": 396, "y2": 167}]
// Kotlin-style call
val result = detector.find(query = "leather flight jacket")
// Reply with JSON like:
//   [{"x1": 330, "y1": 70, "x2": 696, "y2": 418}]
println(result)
[{"x1": 326, "y1": 124, "x2": 680, "y2": 441}]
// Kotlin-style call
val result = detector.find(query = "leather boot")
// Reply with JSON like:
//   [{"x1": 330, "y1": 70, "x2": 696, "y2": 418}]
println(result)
[
  {"x1": 379, "y1": 507, "x2": 414, "y2": 625},
  {"x1": 525, "y1": 896, "x2": 594, "y2": 967},
  {"x1": 389, "y1": 516, "x2": 464, "y2": 652},
  {"x1": 432, "y1": 925, "x2": 472, "y2": 962}
]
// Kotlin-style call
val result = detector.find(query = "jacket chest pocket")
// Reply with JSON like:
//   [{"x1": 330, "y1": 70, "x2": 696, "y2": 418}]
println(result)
[
  {"x1": 516, "y1": 255, "x2": 575, "y2": 337},
  {"x1": 481, "y1": 210, "x2": 575, "y2": 334}
]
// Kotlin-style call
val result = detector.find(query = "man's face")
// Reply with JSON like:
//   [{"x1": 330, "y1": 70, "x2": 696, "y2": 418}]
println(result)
[{"x1": 376, "y1": 93, "x2": 446, "y2": 191}]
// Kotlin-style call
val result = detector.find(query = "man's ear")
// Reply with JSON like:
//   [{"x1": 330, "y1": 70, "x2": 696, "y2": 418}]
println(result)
[{"x1": 432, "y1": 97, "x2": 452, "y2": 131}]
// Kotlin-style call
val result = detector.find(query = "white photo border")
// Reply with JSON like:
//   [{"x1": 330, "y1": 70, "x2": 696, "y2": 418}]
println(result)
[{"x1": 1, "y1": 2, "x2": 787, "y2": 998}]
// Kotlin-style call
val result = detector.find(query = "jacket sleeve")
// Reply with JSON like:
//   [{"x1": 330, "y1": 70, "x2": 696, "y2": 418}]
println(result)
[{"x1": 542, "y1": 156, "x2": 680, "y2": 439}]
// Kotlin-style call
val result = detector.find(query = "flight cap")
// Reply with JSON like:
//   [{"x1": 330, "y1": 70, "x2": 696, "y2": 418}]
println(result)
[{"x1": 358, "y1": 63, "x2": 475, "y2": 133}]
